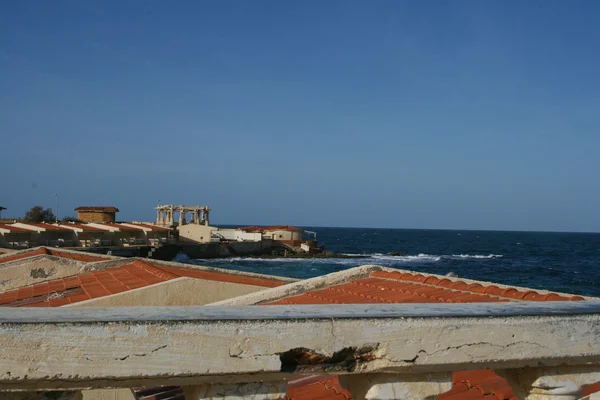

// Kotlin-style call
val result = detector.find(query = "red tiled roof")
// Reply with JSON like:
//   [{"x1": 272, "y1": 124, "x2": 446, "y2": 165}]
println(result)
[
  {"x1": 0, "y1": 248, "x2": 106, "y2": 265},
  {"x1": 265, "y1": 270, "x2": 584, "y2": 305},
  {"x1": 262, "y1": 269, "x2": 587, "y2": 400},
  {"x1": 438, "y1": 370, "x2": 517, "y2": 400},
  {"x1": 0, "y1": 260, "x2": 285, "y2": 306},
  {"x1": 17, "y1": 223, "x2": 73, "y2": 232},
  {"x1": 287, "y1": 376, "x2": 351, "y2": 399},
  {"x1": 59, "y1": 223, "x2": 106, "y2": 232},
  {"x1": 75, "y1": 206, "x2": 119, "y2": 212},
  {"x1": 0, "y1": 224, "x2": 33, "y2": 233}
]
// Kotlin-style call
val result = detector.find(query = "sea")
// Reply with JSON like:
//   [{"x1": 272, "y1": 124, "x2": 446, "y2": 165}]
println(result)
[{"x1": 178, "y1": 228, "x2": 600, "y2": 297}]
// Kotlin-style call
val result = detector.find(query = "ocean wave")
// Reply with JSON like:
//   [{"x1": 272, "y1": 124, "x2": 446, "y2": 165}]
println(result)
[
  {"x1": 370, "y1": 253, "x2": 442, "y2": 262},
  {"x1": 450, "y1": 254, "x2": 503, "y2": 259},
  {"x1": 186, "y1": 252, "x2": 503, "y2": 266}
]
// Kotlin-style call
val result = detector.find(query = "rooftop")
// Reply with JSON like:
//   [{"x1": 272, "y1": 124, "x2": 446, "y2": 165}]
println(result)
[
  {"x1": 0, "y1": 259, "x2": 287, "y2": 307},
  {"x1": 129, "y1": 222, "x2": 172, "y2": 231},
  {"x1": 105, "y1": 223, "x2": 146, "y2": 231},
  {"x1": 0, "y1": 223, "x2": 34, "y2": 233},
  {"x1": 58, "y1": 223, "x2": 106, "y2": 232},
  {"x1": 241, "y1": 225, "x2": 303, "y2": 232},
  {"x1": 16, "y1": 222, "x2": 73, "y2": 232},
  {"x1": 264, "y1": 269, "x2": 585, "y2": 305},
  {"x1": 214, "y1": 265, "x2": 592, "y2": 400},
  {"x1": 74, "y1": 206, "x2": 119, "y2": 212},
  {"x1": 0, "y1": 247, "x2": 107, "y2": 264}
]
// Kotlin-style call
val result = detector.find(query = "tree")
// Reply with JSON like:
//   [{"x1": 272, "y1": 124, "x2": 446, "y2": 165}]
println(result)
[
  {"x1": 61, "y1": 215, "x2": 79, "y2": 223},
  {"x1": 24, "y1": 206, "x2": 56, "y2": 223}
]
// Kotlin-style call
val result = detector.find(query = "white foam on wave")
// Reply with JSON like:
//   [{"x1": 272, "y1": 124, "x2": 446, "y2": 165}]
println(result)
[
  {"x1": 450, "y1": 254, "x2": 503, "y2": 259},
  {"x1": 188, "y1": 252, "x2": 503, "y2": 266},
  {"x1": 370, "y1": 253, "x2": 442, "y2": 262}
]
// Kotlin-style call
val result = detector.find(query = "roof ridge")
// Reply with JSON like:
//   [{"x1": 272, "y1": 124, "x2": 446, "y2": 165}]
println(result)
[
  {"x1": 353, "y1": 277, "x2": 502, "y2": 303},
  {"x1": 369, "y1": 271, "x2": 584, "y2": 302},
  {"x1": 130, "y1": 261, "x2": 179, "y2": 280}
]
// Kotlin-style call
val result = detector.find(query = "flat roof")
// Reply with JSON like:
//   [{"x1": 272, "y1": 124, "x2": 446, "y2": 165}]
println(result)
[{"x1": 75, "y1": 206, "x2": 119, "y2": 212}]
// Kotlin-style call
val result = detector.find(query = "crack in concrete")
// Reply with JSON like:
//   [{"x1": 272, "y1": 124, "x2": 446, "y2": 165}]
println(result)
[
  {"x1": 115, "y1": 344, "x2": 168, "y2": 361},
  {"x1": 392, "y1": 341, "x2": 550, "y2": 364}
]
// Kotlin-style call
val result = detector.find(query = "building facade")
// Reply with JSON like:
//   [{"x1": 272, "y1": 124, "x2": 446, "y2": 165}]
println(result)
[{"x1": 75, "y1": 206, "x2": 119, "y2": 223}]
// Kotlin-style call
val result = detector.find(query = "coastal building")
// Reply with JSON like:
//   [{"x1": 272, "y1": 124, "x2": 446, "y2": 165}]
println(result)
[
  {"x1": 57, "y1": 223, "x2": 108, "y2": 247},
  {"x1": 86, "y1": 222, "x2": 147, "y2": 245},
  {"x1": 241, "y1": 225, "x2": 304, "y2": 243},
  {"x1": 0, "y1": 223, "x2": 34, "y2": 249},
  {"x1": 122, "y1": 222, "x2": 172, "y2": 245},
  {"x1": 213, "y1": 227, "x2": 263, "y2": 242},
  {"x1": 177, "y1": 223, "x2": 215, "y2": 243},
  {"x1": 154, "y1": 204, "x2": 215, "y2": 244},
  {"x1": 11, "y1": 222, "x2": 75, "y2": 247},
  {"x1": 75, "y1": 206, "x2": 120, "y2": 223},
  {"x1": 240, "y1": 225, "x2": 317, "y2": 250}
]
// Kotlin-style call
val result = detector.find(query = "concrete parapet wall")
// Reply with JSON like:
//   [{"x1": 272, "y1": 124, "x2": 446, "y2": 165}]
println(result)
[{"x1": 0, "y1": 302, "x2": 598, "y2": 390}]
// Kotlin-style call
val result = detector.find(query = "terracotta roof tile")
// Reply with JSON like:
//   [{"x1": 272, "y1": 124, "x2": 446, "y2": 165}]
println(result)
[
  {"x1": 0, "y1": 259, "x2": 285, "y2": 307},
  {"x1": 439, "y1": 370, "x2": 518, "y2": 400},
  {"x1": 287, "y1": 376, "x2": 351, "y2": 400}
]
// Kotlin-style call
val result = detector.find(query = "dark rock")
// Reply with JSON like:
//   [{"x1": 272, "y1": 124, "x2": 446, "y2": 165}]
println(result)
[{"x1": 387, "y1": 252, "x2": 407, "y2": 257}]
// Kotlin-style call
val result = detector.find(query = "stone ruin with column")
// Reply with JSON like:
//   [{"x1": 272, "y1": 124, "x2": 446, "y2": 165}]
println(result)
[{"x1": 155, "y1": 205, "x2": 210, "y2": 227}]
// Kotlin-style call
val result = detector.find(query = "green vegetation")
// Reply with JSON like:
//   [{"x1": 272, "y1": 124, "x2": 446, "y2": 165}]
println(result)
[{"x1": 24, "y1": 205, "x2": 56, "y2": 223}]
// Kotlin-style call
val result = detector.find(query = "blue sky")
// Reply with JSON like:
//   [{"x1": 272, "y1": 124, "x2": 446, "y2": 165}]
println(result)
[{"x1": 1, "y1": 1, "x2": 599, "y2": 231}]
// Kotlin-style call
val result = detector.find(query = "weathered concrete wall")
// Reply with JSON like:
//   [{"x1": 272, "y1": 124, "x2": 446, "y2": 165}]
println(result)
[
  {"x1": 0, "y1": 256, "x2": 88, "y2": 292},
  {"x1": 81, "y1": 389, "x2": 134, "y2": 400},
  {"x1": 0, "y1": 302, "x2": 598, "y2": 390},
  {"x1": 67, "y1": 277, "x2": 268, "y2": 307}
]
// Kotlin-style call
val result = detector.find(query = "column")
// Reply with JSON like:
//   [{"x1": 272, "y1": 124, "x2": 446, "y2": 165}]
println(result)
[
  {"x1": 338, "y1": 373, "x2": 452, "y2": 400},
  {"x1": 182, "y1": 381, "x2": 286, "y2": 400},
  {"x1": 497, "y1": 366, "x2": 600, "y2": 400}
]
